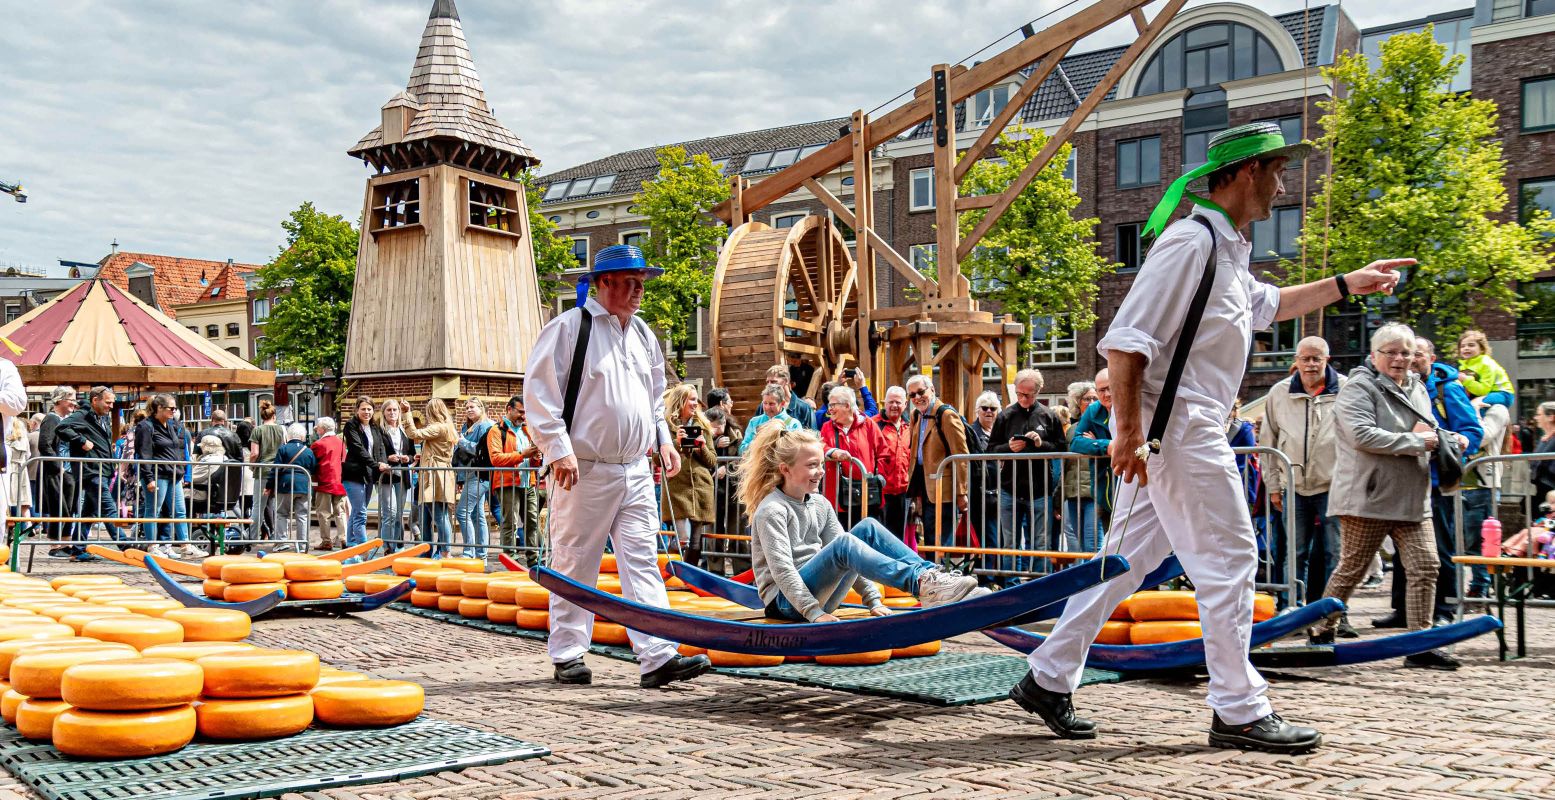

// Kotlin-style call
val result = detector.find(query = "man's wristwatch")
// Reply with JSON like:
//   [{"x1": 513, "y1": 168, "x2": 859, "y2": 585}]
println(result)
[{"x1": 1334, "y1": 273, "x2": 1350, "y2": 298}]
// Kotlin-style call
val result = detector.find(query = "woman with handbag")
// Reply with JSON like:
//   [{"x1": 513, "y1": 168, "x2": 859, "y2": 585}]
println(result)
[
  {"x1": 819, "y1": 385, "x2": 885, "y2": 531},
  {"x1": 659, "y1": 384, "x2": 716, "y2": 568},
  {"x1": 1314, "y1": 323, "x2": 1462, "y2": 670}
]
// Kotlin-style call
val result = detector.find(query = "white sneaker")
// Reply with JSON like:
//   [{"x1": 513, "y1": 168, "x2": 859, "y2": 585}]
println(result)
[
  {"x1": 179, "y1": 545, "x2": 205, "y2": 559},
  {"x1": 150, "y1": 545, "x2": 171, "y2": 558},
  {"x1": 916, "y1": 568, "x2": 980, "y2": 608}
]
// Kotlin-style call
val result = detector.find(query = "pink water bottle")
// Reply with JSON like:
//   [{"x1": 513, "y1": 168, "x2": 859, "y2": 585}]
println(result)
[{"x1": 1481, "y1": 517, "x2": 1503, "y2": 557}]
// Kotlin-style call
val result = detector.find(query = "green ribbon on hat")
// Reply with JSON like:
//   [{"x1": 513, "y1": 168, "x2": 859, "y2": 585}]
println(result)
[{"x1": 1143, "y1": 132, "x2": 1288, "y2": 242}]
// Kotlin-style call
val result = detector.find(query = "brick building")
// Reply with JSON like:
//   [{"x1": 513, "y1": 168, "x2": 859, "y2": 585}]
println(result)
[{"x1": 539, "y1": 1, "x2": 1555, "y2": 411}]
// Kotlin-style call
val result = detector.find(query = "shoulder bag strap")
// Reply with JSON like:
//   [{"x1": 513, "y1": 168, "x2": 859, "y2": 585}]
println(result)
[
  {"x1": 1147, "y1": 215, "x2": 1218, "y2": 453},
  {"x1": 561, "y1": 306, "x2": 593, "y2": 433}
]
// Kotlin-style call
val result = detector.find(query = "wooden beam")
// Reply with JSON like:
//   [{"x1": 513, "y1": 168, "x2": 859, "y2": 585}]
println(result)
[
  {"x1": 850, "y1": 109, "x2": 875, "y2": 361},
  {"x1": 1130, "y1": 7, "x2": 1148, "y2": 33},
  {"x1": 865, "y1": 229, "x2": 931, "y2": 294},
  {"x1": 958, "y1": 0, "x2": 1186, "y2": 262},
  {"x1": 932, "y1": 64, "x2": 961, "y2": 299},
  {"x1": 956, "y1": 195, "x2": 1000, "y2": 212},
  {"x1": 802, "y1": 178, "x2": 855, "y2": 228},
  {"x1": 786, "y1": 239, "x2": 820, "y2": 314},
  {"x1": 953, "y1": 40, "x2": 1074, "y2": 182},
  {"x1": 711, "y1": 0, "x2": 1153, "y2": 221},
  {"x1": 730, "y1": 175, "x2": 747, "y2": 226}
]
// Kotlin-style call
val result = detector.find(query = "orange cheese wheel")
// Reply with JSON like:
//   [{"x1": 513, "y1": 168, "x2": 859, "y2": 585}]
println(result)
[
  {"x1": 1130, "y1": 620, "x2": 1203, "y2": 645},
  {"x1": 0, "y1": 641, "x2": 136, "y2": 680},
  {"x1": 890, "y1": 640, "x2": 942, "y2": 658},
  {"x1": 409, "y1": 568, "x2": 460, "y2": 590},
  {"x1": 434, "y1": 573, "x2": 467, "y2": 594},
  {"x1": 141, "y1": 642, "x2": 255, "y2": 661},
  {"x1": 284, "y1": 559, "x2": 343, "y2": 582},
  {"x1": 16, "y1": 697, "x2": 72, "y2": 741},
  {"x1": 52, "y1": 705, "x2": 197, "y2": 758},
  {"x1": 0, "y1": 688, "x2": 24, "y2": 723},
  {"x1": 1253, "y1": 593, "x2": 1276, "y2": 623},
  {"x1": 677, "y1": 644, "x2": 706, "y2": 657},
  {"x1": 882, "y1": 597, "x2": 920, "y2": 609},
  {"x1": 515, "y1": 609, "x2": 548, "y2": 630},
  {"x1": 37, "y1": 603, "x2": 92, "y2": 621},
  {"x1": 485, "y1": 602, "x2": 520, "y2": 624},
  {"x1": 102, "y1": 598, "x2": 185, "y2": 617},
  {"x1": 81, "y1": 617, "x2": 183, "y2": 651},
  {"x1": 76, "y1": 589, "x2": 157, "y2": 603},
  {"x1": 287, "y1": 580, "x2": 345, "y2": 601},
  {"x1": 459, "y1": 574, "x2": 498, "y2": 599},
  {"x1": 310, "y1": 679, "x2": 424, "y2": 727},
  {"x1": 162, "y1": 608, "x2": 252, "y2": 642},
  {"x1": 202, "y1": 555, "x2": 260, "y2": 579},
  {"x1": 595, "y1": 574, "x2": 622, "y2": 595},
  {"x1": 50, "y1": 575, "x2": 122, "y2": 591},
  {"x1": 656, "y1": 553, "x2": 681, "y2": 577},
  {"x1": 1110, "y1": 603, "x2": 1132, "y2": 621},
  {"x1": 343, "y1": 574, "x2": 369, "y2": 593},
  {"x1": 705, "y1": 649, "x2": 783, "y2": 667},
  {"x1": 484, "y1": 578, "x2": 531, "y2": 605},
  {"x1": 61, "y1": 657, "x2": 203, "y2": 710},
  {"x1": 11, "y1": 648, "x2": 144, "y2": 698},
  {"x1": 815, "y1": 650, "x2": 893, "y2": 666},
  {"x1": 1128, "y1": 590, "x2": 1200, "y2": 622},
  {"x1": 362, "y1": 575, "x2": 408, "y2": 595},
  {"x1": 881, "y1": 583, "x2": 912, "y2": 599},
  {"x1": 223, "y1": 582, "x2": 287, "y2": 603},
  {"x1": 410, "y1": 590, "x2": 440, "y2": 609},
  {"x1": 591, "y1": 621, "x2": 630, "y2": 647},
  {"x1": 513, "y1": 584, "x2": 550, "y2": 609},
  {"x1": 59, "y1": 609, "x2": 133, "y2": 635},
  {"x1": 196, "y1": 649, "x2": 319, "y2": 698},
  {"x1": 0, "y1": 608, "x2": 39, "y2": 618},
  {"x1": 0, "y1": 624, "x2": 76, "y2": 646},
  {"x1": 457, "y1": 598, "x2": 491, "y2": 619},
  {"x1": 221, "y1": 562, "x2": 285, "y2": 584},
  {"x1": 5, "y1": 598, "x2": 74, "y2": 613},
  {"x1": 599, "y1": 553, "x2": 618, "y2": 573},
  {"x1": 663, "y1": 577, "x2": 688, "y2": 590},
  {"x1": 205, "y1": 579, "x2": 235, "y2": 602},
  {"x1": 316, "y1": 668, "x2": 369, "y2": 686},
  {"x1": 392, "y1": 557, "x2": 440, "y2": 576},
  {"x1": 260, "y1": 553, "x2": 316, "y2": 564},
  {"x1": 438, "y1": 557, "x2": 484, "y2": 573},
  {"x1": 1096, "y1": 620, "x2": 1134, "y2": 645},
  {"x1": 842, "y1": 589, "x2": 864, "y2": 605},
  {"x1": 435, "y1": 594, "x2": 463, "y2": 613},
  {"x1": 196, "y1": 693, "x2": 314, "y2": 740}
]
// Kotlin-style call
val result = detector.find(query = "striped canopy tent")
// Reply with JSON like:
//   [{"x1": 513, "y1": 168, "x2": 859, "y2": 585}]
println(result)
[{"x1": 0, "y1": 279, "x2": 275, "y2": 389}]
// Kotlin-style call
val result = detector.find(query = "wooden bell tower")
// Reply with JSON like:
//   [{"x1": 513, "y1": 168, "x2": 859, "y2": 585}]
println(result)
[{"x1": 342, "y1": 0, "x2": 544, "y2": 409}]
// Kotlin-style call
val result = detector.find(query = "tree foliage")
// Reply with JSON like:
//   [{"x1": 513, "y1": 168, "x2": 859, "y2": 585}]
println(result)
[
  {"x1": 634, "y1": 146, "x2": 730, "y2": 369},
  {"x1": 516, "y1": 169, "x2": 573, "y2": 305},
  {"x1": 254, "y1": 202, "x2": 357, "y2": 379},
  {"x1": 957, "y1": 127, "x2": 1115, "y2": 353},
  {"x1": 1286, "y1": 27, "x2": 1555, "y2": 342}
]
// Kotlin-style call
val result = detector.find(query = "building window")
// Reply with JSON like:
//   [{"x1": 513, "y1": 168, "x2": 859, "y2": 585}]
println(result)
[
  {"x1": 255, "y1": 336, "x2": 275, "y2": 371},
  {"x1": 1530, "y1": 0, "x2": 1555, "y2": 19},
  {"x1": 971, "y1": 84, "x2": 1014, "y2": 128},
  {"x1": 1116, "y1": 223, "x2": 1143, "y2": 272},
  {"x1": 1182, "y1": 94, "x2": 1229, "y2": 172},
  {"x1": 2, "y1": 303, "x2": 18, "y2": 324},
  {"x1": 570, "y1": 237, "x2": 589, "y2": 269},
  {"x1": 225, "y1": 323, "x2": 240, "y2": 338},
  {"x1": 1520, "y1": 177, "x2": 1555, "y2": 228},
  {"x1": 205, "y1": 325, "x2": 219, "y2": 339},
  {"x1": 830, "y1": 207, "x2": 856, "y2": 242},
  {"x1": 910, "y1": 244, "x2": 937, "y2": 275},
  {"x1": 1136, "y1": 22, "x2": 1282, "y2": 96},
  {"x1": 1116, "y1": 136, "x2": 1161, "y2": 189},
  {"x1": 1251, "y1": 318, "x2": 1300, "y2": 372},
  {"x1": 772, "y1": 213, "x2": 806, "y2": 229},
  {"x1": 225, "y1": 347, "x2": 240, "y2": 357},
  {"x1": 1523, "y1": 77, "x2": 1555, "y2": 131},
  {"x1": 1491, "y1": 0, "x2": 1521, "y2": 21},
  {"x1": 1028, "y1": 315, "x2": 1076, "y2": 366},
  {"x1": 909, "y1": 168, "x2": 934, "y2": 211},
  {"x1": 551, "y1": 174, "x2": 617, "y2": 199},
  {"x1": 1250, "y1": 206, "x2": 1302, "y2": 260},
  {"x1": 1257, "y1": 115, "x2": 1305, "y2": 160},
  {"x1": 666, "y1": 304, "x2": 705, "y2": 356},
  {"x1": 369, "y1": 178, "x2": 420, "y2": 231},
  {"x1": 253, "y1": 297, "x2": 270, "y2": 323},
  {"x1": 468, "y1": 179, "x2": 521, "y2": 232},
  {"x1": 620, "y1": 230, "x2": 647, "y2": 248},
  {"x1": 1519, "y1": 280, "x2": 1555, "y2": 358},
  {"x1": 188, "y1": 326, "x2": 198, "y2": 335}
]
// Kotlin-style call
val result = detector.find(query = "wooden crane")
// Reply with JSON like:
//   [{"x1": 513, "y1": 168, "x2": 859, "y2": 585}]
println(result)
[{"x1": 710, "y1": 0, "x2": 1187, "y2": 417}]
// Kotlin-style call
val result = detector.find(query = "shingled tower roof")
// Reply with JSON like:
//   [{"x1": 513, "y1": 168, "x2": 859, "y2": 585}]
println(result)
[{"x1": 349, "y1": 0, "x2": 537, "y2": 176}]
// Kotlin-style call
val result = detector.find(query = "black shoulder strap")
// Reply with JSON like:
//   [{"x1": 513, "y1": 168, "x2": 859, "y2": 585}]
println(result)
[
  {"x1": 562, "y1": 306, "x2": 593, "y2": 432},
  {"x1": 934, "y1": 404, "x2": 955, "y2": 455},
  {"x1": 1147, "y1": 215, "x2": 1218, "y2": 453}
]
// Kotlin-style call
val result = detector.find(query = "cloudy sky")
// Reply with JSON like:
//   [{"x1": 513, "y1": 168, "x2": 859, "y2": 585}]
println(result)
[{"x1": 0, "y1": 0, "x2": 1472, "y2": 272}]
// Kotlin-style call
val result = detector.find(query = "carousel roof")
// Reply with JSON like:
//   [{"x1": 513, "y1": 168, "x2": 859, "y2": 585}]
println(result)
[{"x1": 0, "y1": 279, "x2": 274, "y2": 389}]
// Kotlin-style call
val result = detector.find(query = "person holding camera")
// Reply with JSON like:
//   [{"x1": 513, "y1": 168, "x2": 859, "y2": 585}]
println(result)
[
  {"x1": 817, "y1": 368, "x2": 878, "y2": 429},
  {"x1": 660, "y1": 383, "x2": 717, "y2": 569},
  {"x1": 819, "y1": 385, "x2": 885, "y2": 530}
]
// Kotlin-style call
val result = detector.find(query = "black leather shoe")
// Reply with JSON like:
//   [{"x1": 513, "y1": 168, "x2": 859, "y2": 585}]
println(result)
[
  {"x1": 553, "y1": 657, "x2": 592, "y2": 685},
  {"x1": 640, "y1": 654, "x2": 711, "y2": 689},
  {"x1": 1404, "y1": 648, "x2": 1461, "y2": 670},
  {"x1": 1370, "y1": 611, "x2": 1406, "y2": 629},
  {"x1": 1335, "y1": 615, "x2": 1360, "y2": 639},
  {"x1": 1209, "y1": 712, "x2": 1322, "y2": 754},
  {"x1": 1008, "y1": 673, "x2": 1096, "y2": 739}
]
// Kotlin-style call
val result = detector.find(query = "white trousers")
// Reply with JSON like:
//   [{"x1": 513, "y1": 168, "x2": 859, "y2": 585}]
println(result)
[
  {"x1": 547, "y1": 459, "x2": 677, "y2": 673},
  {"x1": 1029, "y1": 402, "x2": 1272, "y2": 725}
]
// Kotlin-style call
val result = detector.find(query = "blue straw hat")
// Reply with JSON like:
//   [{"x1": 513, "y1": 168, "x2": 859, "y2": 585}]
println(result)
[{"x1": 576, "y1": 244, "x2": 663, "y2": 305}]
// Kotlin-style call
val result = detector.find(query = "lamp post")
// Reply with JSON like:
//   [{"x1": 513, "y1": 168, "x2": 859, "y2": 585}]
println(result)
[
  {"x1": 297, "y1": 377, "x2": 320, "y2": 436},
  {"x1": 0, "y1": 181, "x2": 25, "y2": 204}
]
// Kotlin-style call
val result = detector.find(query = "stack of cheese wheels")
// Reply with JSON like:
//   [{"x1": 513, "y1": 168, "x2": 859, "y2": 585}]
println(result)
[
  {"x1": 193, "y1": 649, "x2": 319, "y2": 741},
  {"x1": 457, "y1": 574, "x2": 497, "y2": 620},
  {"x1": 510, "y1": 574, "x2": 550, "y2": 631},
  {"x1": 408, "y1": 568, "x2": 460, "y2": 609},
  {"x1": 435, "y1": 572, "x2": 468, "y2": 613},
  {"x1": 220, "y1": 559, "x2": 287, "y2": 603},
  {"x1": 1125, "y1": 589, "x2": 1278, "y2": 644},
  {"x1": 53, "y1": 657, "x2": 202, "y2": 757},
  {"x1": 284, "y1": 558, "x2": 344, "y2": 601},
  {"x1": 483, "y1": 575, "x2": 527, "y2": 625},
  {"x1": 8, "y1": 642, "x2": 140, "y2": 740},
  {"x1": 202, "y1": 555, "x2": 259, "y2": 600}
]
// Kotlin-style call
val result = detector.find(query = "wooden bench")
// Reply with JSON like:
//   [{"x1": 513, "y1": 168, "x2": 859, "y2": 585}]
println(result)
[{"x1": 1452, "y1": 555, "x2": 1555, "y2": 660}]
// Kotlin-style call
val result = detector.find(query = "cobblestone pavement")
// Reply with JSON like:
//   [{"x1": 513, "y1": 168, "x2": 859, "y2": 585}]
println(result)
[{"x1": 2, "y1": 557, "x2": 1552, "y2": 800}]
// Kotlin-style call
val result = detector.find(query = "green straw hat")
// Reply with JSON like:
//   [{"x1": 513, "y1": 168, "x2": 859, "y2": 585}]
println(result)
[{"x1": 1143, "y1": 121, "x2": 1312, "y2": 242}]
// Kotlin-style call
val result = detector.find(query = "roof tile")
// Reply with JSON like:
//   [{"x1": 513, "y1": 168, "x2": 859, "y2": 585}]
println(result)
[{"x1": 95, "y1": 251, "x2": 259, "y2": 318}]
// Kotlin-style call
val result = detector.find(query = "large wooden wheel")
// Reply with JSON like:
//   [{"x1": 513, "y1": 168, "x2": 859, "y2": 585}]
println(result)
[{"x1": 711, "y1": 217, "x2": 863, "y2": 422}]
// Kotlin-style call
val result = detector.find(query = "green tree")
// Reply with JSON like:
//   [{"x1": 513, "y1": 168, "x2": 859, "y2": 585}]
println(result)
[
  {"x1": 634, "y1": 146, "x2": 730, "y2": 370},
  {"x1": 957, "y1": 127, "x2": 1115, "y2": 355},
  {"x1": 255, "y1": 202, "x2": 358, "y2": 379},
  {"x1": 1287, "y1": 27, "x2": 1555, "y2": 341},
  {"x1": 516, "y1": 169, "x2": 574, "y2": 305}
]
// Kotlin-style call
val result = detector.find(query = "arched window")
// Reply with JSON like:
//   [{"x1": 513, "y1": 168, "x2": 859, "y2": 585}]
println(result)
[{"x1": 1135, "y1": 22, "x2": 1283, "y2": 96}]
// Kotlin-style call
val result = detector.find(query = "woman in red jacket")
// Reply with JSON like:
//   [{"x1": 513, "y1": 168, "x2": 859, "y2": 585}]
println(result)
[{"x1": 819, "y1": 385, "x2": 885, "y2": 530}]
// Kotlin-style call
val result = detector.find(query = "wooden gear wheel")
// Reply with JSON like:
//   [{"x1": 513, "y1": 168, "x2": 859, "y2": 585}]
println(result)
[{"x1": 711, "y1": 217, "x2": 865, "y2": 422}]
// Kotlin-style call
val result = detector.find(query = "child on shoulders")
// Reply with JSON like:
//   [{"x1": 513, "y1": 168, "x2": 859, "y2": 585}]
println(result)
[{"x1": 1456, "y1": 330, "x2": 1513, "y2": 410}]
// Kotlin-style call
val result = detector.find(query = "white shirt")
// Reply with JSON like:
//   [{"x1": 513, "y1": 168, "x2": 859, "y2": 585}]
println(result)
[
  {"x1": 524, "y1": 298, "x2": 673, "y2": 465},
  {"x1": 0, "y1": 359, "x2": 27, "y2": 518},
  {"x1": 1097, "y1": 205, "x2": 1281, "y2": 420}
]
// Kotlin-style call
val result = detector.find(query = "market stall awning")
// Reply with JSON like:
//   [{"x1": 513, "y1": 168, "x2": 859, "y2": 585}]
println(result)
[{"x1": 0, "y1": 280, "x2": 276, "y2": 389}]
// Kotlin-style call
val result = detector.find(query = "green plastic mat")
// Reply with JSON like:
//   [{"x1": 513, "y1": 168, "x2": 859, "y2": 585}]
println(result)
[
  {"x1": 392, "y1": 604, "x2": 1121, "y2": 706},
  {"x1": 0, "y1": 716, "x2": 548, "y2": 800}
]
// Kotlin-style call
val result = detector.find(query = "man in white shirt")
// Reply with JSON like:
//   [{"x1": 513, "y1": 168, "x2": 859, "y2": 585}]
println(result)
[
  {"x1": 1009, "y1": 122, "x2": 1410, "y2": 753},
  {"x1": 0, "y1": 358, "x2": 27, "y2": 539},
  {"x1": 524, "y1": 244, "x2": 711, "y2": 689}
]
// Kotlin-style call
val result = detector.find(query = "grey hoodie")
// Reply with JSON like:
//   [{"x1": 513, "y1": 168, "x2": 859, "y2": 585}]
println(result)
[{"x1": 1328, "y1": 361, "x2": 1433, "y2": 523}]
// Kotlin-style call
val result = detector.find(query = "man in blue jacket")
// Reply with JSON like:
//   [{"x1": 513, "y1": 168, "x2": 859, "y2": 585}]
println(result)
[{"x1": 1375, "y1": 338, "x2": 1481, "y2": 630}]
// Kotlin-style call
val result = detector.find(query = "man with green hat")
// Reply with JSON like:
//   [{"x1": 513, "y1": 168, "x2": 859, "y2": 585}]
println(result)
[{"x1": 1009, "y1": 122, "x2": 1413, "y2": 753}]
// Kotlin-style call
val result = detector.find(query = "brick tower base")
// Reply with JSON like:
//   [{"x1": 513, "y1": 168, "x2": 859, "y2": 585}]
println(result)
[{"x1": 339, "y1": 374, "x2": 526, "y2": 419}]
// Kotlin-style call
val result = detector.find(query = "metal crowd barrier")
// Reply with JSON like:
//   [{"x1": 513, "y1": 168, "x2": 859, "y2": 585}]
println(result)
[
  {"x1": 377, "y1": 464, "x2": 545, "y2": 564},
  {"x1": 1453, "y1": 451, "x2": 1555, "y2": 617},
  {"x1": 10, "y1": 455, "x2": 313, "y2": 572}
]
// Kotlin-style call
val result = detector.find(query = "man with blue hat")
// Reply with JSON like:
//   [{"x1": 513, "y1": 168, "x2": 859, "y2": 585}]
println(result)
[
  {"x1": 525, "y1": 244, "x2": 712, "y2": 689},
  {"x1": 1008, "y1": 122, "x2": 1413, "y2": 752}
]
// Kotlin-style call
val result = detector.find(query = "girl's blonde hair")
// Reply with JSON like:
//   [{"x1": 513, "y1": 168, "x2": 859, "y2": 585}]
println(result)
[
  {"x1": 7, "y1": 416, "x2": 26, "y2": 444},
  {"x1": 738, "y1": 421, "x2": 822, "y2": 511},
  {"x1": 1458, "y1": 329, "x2": 1490, "y2": 354},
  {"x1": 662, "y1": 384, "x2": 711, "y2": 433}
]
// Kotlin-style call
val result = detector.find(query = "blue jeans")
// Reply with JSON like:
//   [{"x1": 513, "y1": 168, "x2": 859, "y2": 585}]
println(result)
[
  {"x1": 378, "y1": 481, "x2": 409, "y2": 553},
  {"x1": 771, "y1": 518, "x2": 936, "y2": 621},
  {"x1": 424, "y1": 502, "x2": 453, "y2": 558},
  {"x1": 344, "y1": 480, "x2": 373, "y2": 549},
  {"x1": 78, "y1": 472, "x2": 121, "y2": 548},
  {"x1": 1064, "y1": 497, "x2": 1099, "y2": 553},
  {"x1": 999, "y1": 491, "x2": 1052, "y2": 574},
  {"x1": 1460, "y1": 488, "x2": 1494, "y2": 595},
  {"x1": 141, "y1": 478, "x2": 188, "y2": 543},
  {"x1": 455, "y1": 478, "x2": 490, "y2": 558}
]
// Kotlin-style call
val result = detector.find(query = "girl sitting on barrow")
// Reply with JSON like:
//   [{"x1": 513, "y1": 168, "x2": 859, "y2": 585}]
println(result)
[{"x1": 742, "y1": 421, "x2": 989, "y2": 622}]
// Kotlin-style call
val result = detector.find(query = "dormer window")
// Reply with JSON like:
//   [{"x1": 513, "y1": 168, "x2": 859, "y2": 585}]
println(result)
[{"x1": 971, "y1": 82, "x2": 1019, "y2": 128}]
